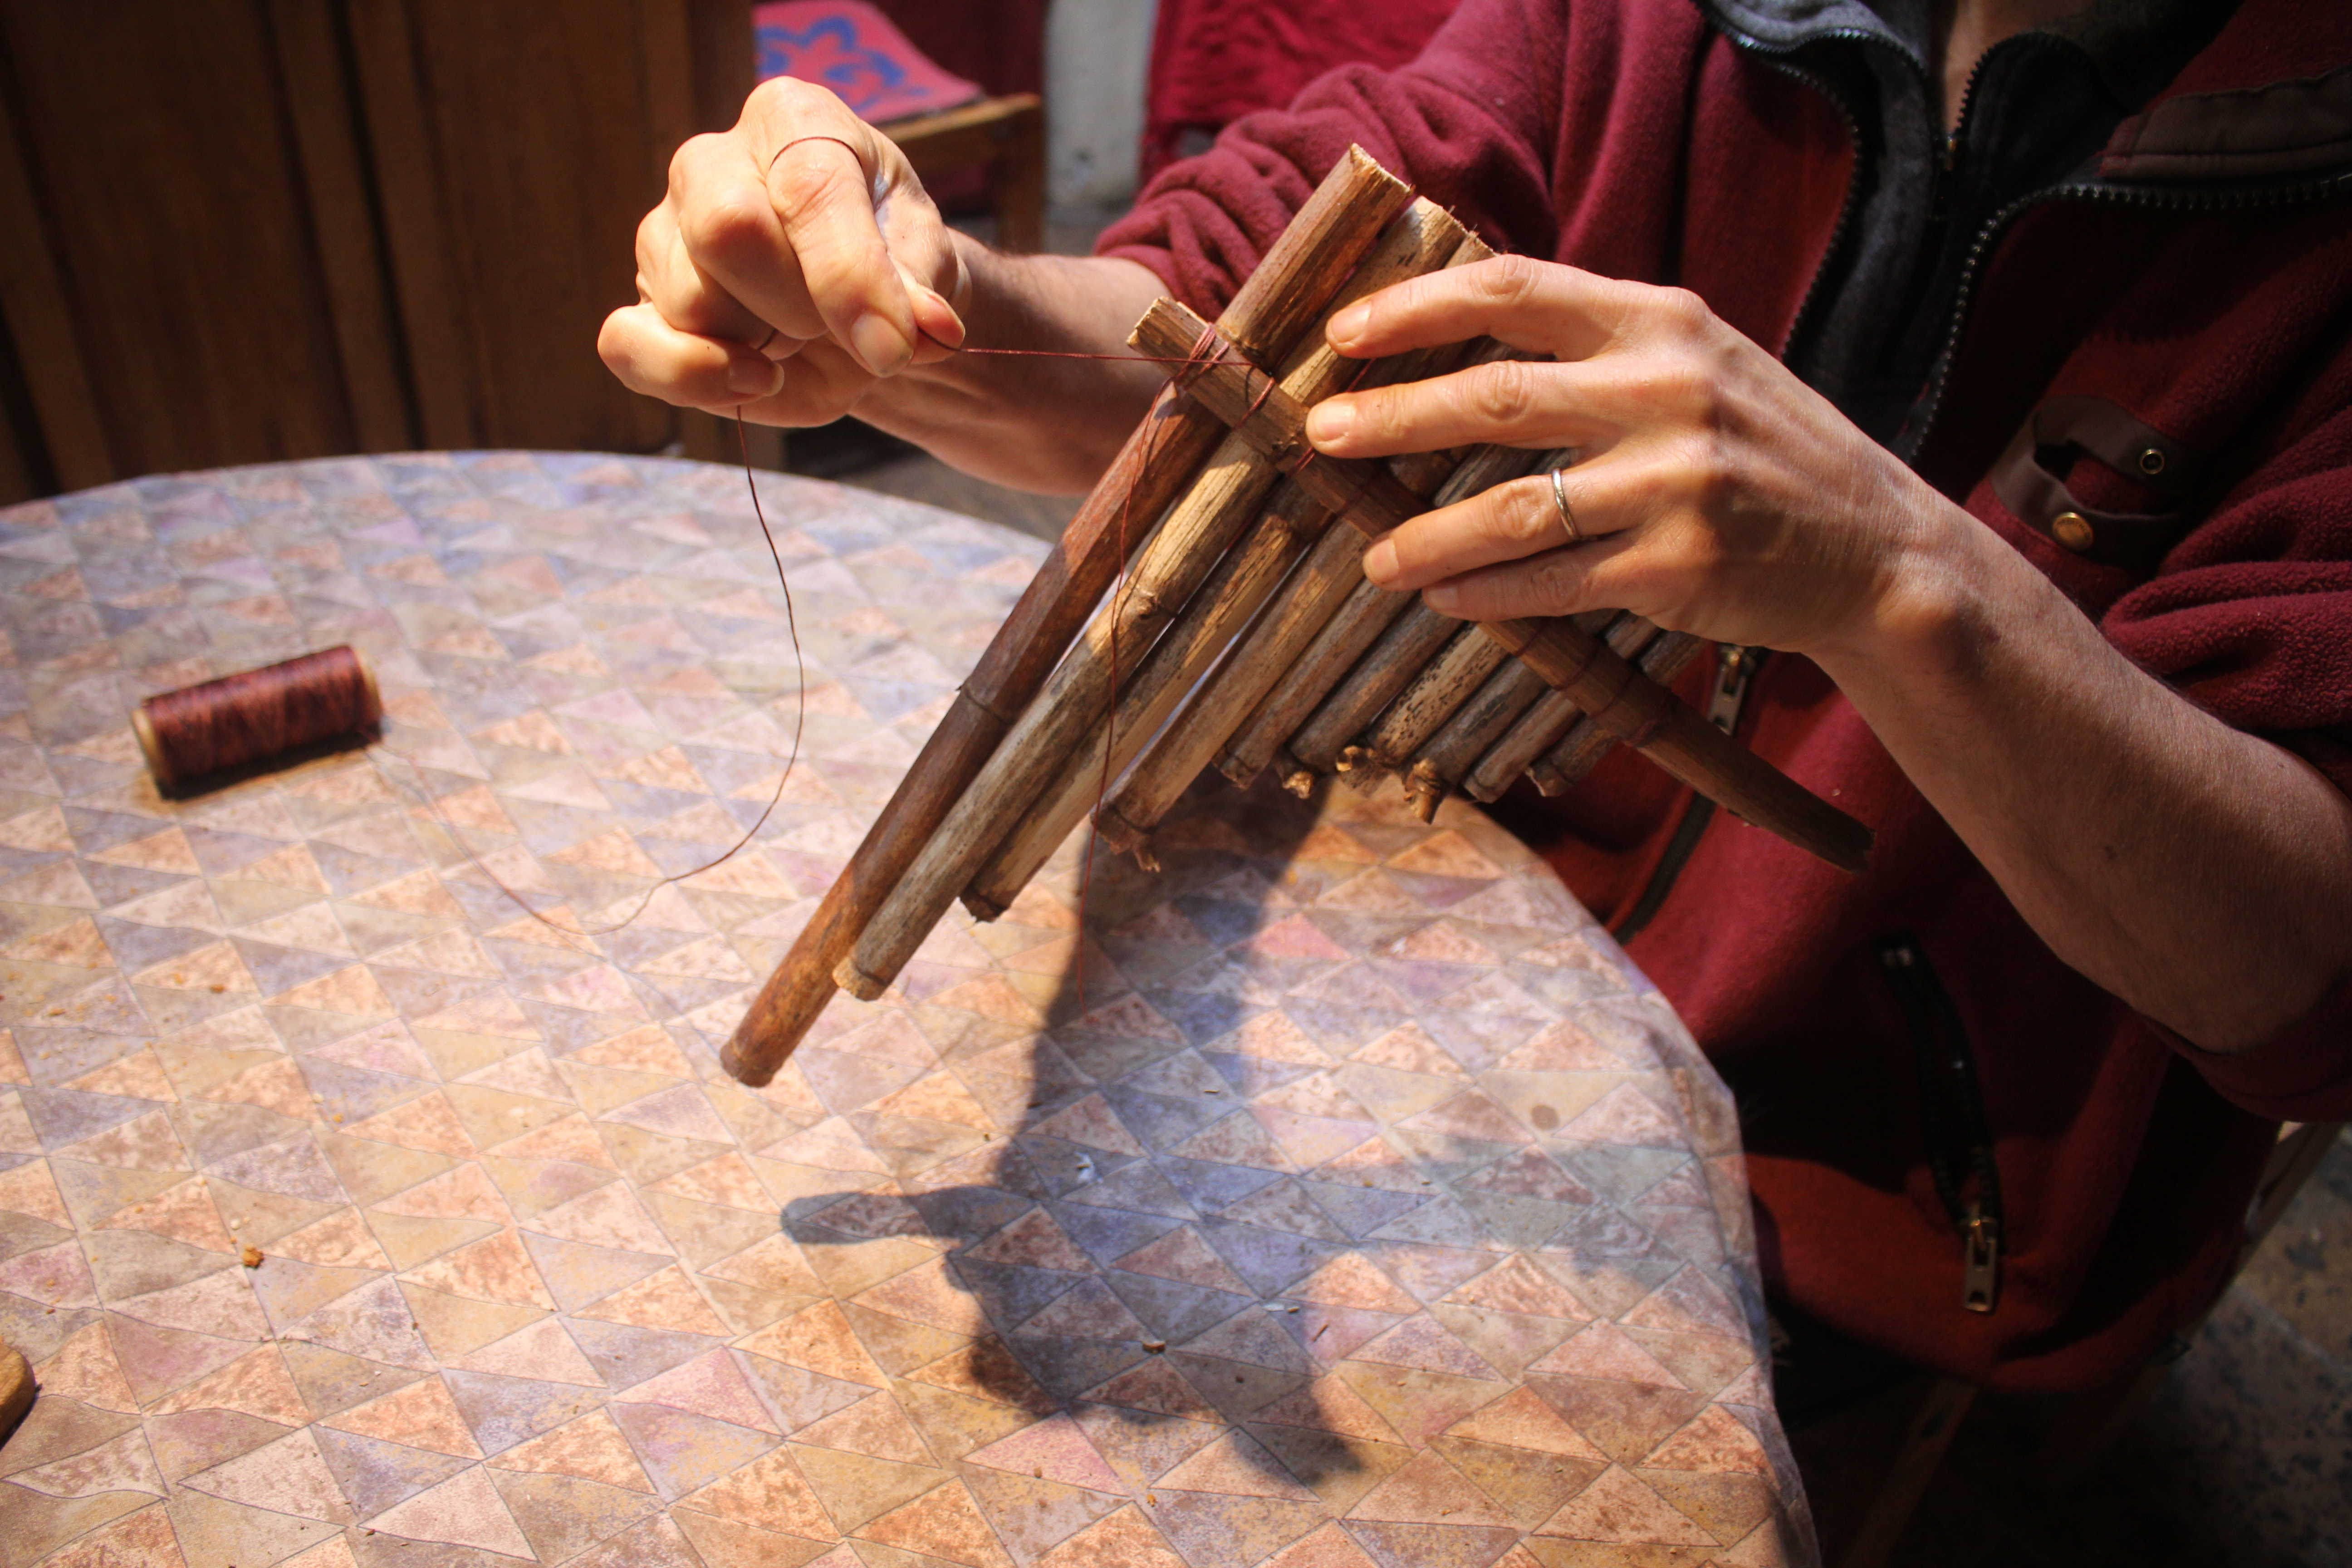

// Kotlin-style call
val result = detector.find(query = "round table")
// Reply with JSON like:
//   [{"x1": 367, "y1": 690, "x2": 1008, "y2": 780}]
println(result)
[{"x1": 0, "y1": 453, "x2": 1816, "y2": 1568}]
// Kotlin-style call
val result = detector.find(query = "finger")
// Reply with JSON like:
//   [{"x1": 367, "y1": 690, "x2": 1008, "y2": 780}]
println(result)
[
  {"x1": 901, "y1": 272, "x2": 965, "y2": 365},
  {"x1": 703, "y1": 338, "x2": 879, "y2": 426},
  {"x1": 758, "y1": 128, "x2": 920, "y2": 375},
  {"x1": 1307, "y1": 358, "x2": 1627, "y2": 460},
  {"x1": 1359, "y1": 466, "x2": 1592, "y2": 591},
  {"x1": 1420, "y1": 532, "x2": 1643, "y2": 622},
  {"x1": 1368, "y1": 442, "x2": 1697, "y2": 591},
  {"x1": 665, "y1": 133, "x2": 828, "y2": 343},
  {"x1": 636, "y1": 201, "x2": 780, "y2": 351},
  {"x1": 876, "y1": 177, "x2": 970, "y2": 351},
  {"x1": 600, "y1": 303, "x2": 787, "y2": 408},
  {"x1": 1325, "y1": 255, "x2": 1642, "y2": 362}
]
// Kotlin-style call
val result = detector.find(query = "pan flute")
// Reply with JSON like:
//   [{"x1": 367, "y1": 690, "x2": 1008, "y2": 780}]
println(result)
[{"x1": 721, "y1": 147, "x2": 1869, "y2": 1089}]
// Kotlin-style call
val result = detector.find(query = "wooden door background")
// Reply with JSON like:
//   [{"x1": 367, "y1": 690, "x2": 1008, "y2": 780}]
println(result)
[{"x1": 0, "y1": 0, "x2": 754, "y2": 504}]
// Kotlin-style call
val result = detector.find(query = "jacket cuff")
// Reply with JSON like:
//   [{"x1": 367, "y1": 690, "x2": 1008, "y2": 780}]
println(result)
[{"x1": 2165, "y1": 968, "x2": 2352, "y2": 1121}]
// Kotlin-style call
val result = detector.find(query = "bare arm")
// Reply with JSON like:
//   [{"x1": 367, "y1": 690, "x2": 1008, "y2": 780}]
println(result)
[
  {"x1": 847, "y1": 240, "x2": 1166, "y2": 492},
  {"x1": 597, "y1": 76, "x2": 1165, "y2": 493},
  {"x1": 1315, "y1": 259, "x2": 2352, "y2": 1053},
  {"x1": 1818, "y1": 527, "x2": 2352, "y2": 1052}
]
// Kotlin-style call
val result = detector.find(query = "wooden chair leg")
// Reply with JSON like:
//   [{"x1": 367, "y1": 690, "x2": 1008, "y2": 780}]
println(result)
[
  {"x1": 1839, "y1": 1376, "x2": 1978, "y2": 1568},
  {"x1": 2245, "y1": 1121, "x2": 2344, "y2": 1255},
  {"x1": 993, "y1": 98, "x2": 1045, "y2": 254}
]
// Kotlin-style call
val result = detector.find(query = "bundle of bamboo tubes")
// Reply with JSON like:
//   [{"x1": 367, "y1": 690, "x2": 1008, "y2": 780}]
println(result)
[{"x1": 720, "y1": 147, "x2": 1869, "y2": 1089}]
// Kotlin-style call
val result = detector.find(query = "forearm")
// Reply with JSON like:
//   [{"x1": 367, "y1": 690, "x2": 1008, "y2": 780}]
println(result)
[
  {"x1": 849, "y1": 240, "x2": 1169, "y2": 493},
  {"x1": 1818, "y1": 513, "x2": 2352, "y2": 1052}
]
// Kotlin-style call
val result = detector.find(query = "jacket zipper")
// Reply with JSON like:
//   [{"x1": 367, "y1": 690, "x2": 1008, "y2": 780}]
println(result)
[
  {"x1": 1612, "y1": 645, "x2": 1763, "y2": 944},
  {"x1": 1904, "y1": 169, "x2": 2352, "y2": 462},
  {"x1": 1876, "y1": 934, "x2": 2004, "y2": 1313}
]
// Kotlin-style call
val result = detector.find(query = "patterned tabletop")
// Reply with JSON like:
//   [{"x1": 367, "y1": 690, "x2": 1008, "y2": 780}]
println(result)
[{"x1": 0, "y1": 452, "x2": 1814, "y2": 1568}]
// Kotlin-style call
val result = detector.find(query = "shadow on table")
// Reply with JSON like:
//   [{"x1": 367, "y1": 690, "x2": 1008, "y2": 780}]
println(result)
[{"x1": 780, "y1": 770, "x2": 1366, "y2": 1493}]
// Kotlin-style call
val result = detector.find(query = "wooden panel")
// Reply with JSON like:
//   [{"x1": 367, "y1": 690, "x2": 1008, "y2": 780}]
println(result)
[
  {"x1": 372, "y1": 0, "x2": 683, "y2": 454},
  {"x1": 684, "y1": 0, "x2": 756, "y2": 134},
  {"x1": 268, "y1": 0, "x2": 417, "y2": 453},
  {"x1": 343, "y1": 0, "x2": 480, "y2": 450},
  {"x1": 0, "y1": 0, "x2": 358, "y2": 479},
  {"x1": 0, "y1": 64, "x2": 112, "y2": 490},
  {"x1": 0, "y1": 314, "x2": 44, "y2": 503}
]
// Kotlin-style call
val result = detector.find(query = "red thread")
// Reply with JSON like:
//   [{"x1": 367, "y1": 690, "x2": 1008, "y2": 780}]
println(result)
[
  {"x1": 373, "y1": 414, "x2": 810, "y2": 945},
  {"x1": 137, "y1": 647, "x2": 380, "y2": 791}
]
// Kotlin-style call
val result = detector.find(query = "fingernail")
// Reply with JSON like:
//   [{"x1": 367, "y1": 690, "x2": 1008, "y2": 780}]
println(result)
[
  {"x1": 1362, "y1": 539, "x2": 1398, "y2": 583},
  {"x1": 1307, "y1": 401, "x2": 1355, "y2": 447},
  {"x1": 850, "y1": 311, "x2": 912, "y2": 376},
  {"x1": 727, "y1": 357, "x2": 784, "y2": 398},
  {"x1": 1328, "y1": 300, "x2": 1370, "y2": 346},
  {"x1": 1425, "y1": 582, "x2": 1459, "y2": 614}
]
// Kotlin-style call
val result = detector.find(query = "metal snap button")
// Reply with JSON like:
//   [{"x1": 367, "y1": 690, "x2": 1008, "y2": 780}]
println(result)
[
  {"x1": 2052, "y1": 511, "x2": 2095, "y2": 552},
  {"x1": 2137, "y1": 447, "x2": 2166, "y2": 477}
]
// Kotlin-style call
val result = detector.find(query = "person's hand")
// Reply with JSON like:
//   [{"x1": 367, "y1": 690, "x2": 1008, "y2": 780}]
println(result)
[
  {"x1": 598, "y1": 77, "x2": 970, "y2": 426},
  {"x1": 1305, "y1": 257, "x2": 1964, "y2": 660}
]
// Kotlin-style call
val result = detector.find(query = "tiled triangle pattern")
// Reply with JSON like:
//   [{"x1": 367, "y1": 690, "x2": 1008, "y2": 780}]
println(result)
[{"x1": 0, "y1": 454, "x2": 1814, "y2": 1567}]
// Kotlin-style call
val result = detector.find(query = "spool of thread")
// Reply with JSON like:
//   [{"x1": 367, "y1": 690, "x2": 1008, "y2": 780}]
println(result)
[{"x1": 133, "y1": 646, "x2": 382, "y2": 790}]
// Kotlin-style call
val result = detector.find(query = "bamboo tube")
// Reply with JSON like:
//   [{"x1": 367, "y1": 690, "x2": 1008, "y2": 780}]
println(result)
[
  {"x1": 1223, "y1": 441, "x2": 1551, "y2": 790},
  {"x1": 1462, "y1": 612, "x2": 1660, "y2": 803},
  {"x1": 1129, "y1": 299, "x2": 1873, "y2": 873},
  {"x1": 1282, "y1": 601, "x2": 1464, "y2": 787},
  {"x1": 964, "y1": 481, "x2": 1334, "y2": 905},
  {"x1": 720, "y1": 148, "x2": 1412, "y2": 1083},
  {"x1": 1362, "y1": 623, "x2": 1512, "y2": 770},
  {"x1": 965, "y1": 224, "x2": 1490, "y2": 904},
  {"x1": 1403, "y1": 622, "x2": 1601, "y2": 818},
  {"x1": 1089, "y1": 317, "x2": 1512, "y2": 849},
  {"x1": 840, "y1": 198, "x2": 1464, "y2": 1000},
  {"x1": 1531, "y1": 630, "x2": 1706, "y2": 794}
]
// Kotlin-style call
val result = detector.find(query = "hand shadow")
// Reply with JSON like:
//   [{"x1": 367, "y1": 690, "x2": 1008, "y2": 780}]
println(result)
[{"x1": 778, "y1": 769, "x2": 1375, "y2": 1496}]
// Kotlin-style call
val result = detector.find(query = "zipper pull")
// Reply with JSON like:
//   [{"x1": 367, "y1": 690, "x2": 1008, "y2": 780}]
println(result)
[
  {"x1": 1962, "y1": 1202, "x2": 1999, "y2": 1314},
  {"x1": 1707, "y1": 645, "x2": 1757, "y2": 734}
]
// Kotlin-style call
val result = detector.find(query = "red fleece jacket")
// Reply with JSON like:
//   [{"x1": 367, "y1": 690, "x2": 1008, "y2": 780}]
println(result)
[{"x1": 1096, "y1": 0, "x2": 2352, "y2": 1390}]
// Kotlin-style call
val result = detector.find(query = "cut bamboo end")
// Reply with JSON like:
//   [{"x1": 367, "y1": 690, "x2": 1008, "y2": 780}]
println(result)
[
  {"x1": 1335, "y1": 745, "x2": 1371, "y2": 773},
  {"x1": 1281, "y1": 767, "x2": 1317, "y2": 799},
  {"x1": 1093, "y1": 805, "x2": 1149, "y2": 856},
  {"x1": 1403, "y1": 760, "x2": 1447, "y2": 823},
  {"x1": 718, "y1": 1032, "x2": 779, "y2": 1088},
  {"x1": 833, "y1": 956, "x2": 889, "y2": 1002}
]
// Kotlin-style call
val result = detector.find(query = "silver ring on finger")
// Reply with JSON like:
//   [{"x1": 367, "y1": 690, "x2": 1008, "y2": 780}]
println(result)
[{"x1": 1550, "y1": 468, "x2": 1584, "y2": 546}]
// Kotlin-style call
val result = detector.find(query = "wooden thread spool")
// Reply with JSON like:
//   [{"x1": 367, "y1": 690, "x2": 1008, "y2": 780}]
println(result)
[{"x1": 132, "y1": 646, "x2": 383, "y2": 791}]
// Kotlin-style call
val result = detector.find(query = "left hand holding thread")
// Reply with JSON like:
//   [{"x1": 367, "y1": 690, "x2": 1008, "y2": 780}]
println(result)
[{"x1": 1307, "y1": 256, "x2": 1970, "y2": 662}]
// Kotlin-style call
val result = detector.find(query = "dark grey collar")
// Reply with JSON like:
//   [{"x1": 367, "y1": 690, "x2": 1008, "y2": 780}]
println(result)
[{"x1": 1699, "y1": 0, "x2": 2228, "y2": 110}]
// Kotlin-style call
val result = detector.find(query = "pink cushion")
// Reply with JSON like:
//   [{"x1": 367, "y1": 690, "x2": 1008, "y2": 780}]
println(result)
[{"x1": 753, "y1": 1, "x2": 984, "y2": 125}]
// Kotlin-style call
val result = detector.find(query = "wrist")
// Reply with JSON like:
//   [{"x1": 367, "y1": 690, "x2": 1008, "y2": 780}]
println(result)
[{"x1": 1809, "y1": 485, "x2": 2011, "y2": 692}]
